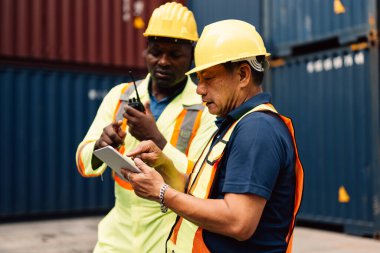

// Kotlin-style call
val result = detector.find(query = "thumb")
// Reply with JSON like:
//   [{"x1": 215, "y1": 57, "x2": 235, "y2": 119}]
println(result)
[
  {"x1": 112, "y1": 120, "x2": 123, "y2": 131},
  {"x1": 118, "y1": 119, "x2": 127, "y2": 138},
  {"x1": 134, "y1": 158, "x2": 152, "y2": 174},
  {"x1": 144, "y1": 101, "x2": 152, "y2": 116}
]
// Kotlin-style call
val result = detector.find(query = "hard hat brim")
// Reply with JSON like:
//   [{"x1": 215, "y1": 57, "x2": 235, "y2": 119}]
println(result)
[{"x1": 143, "y1": 32, "x2": 198, "y2": 42}]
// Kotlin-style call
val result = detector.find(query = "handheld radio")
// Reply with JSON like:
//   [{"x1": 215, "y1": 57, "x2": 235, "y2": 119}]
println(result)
[{"x1": 127, "y1": 71, "x2": 145, "y2": 112}]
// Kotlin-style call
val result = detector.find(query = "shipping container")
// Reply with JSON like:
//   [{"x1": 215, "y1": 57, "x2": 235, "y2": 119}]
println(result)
[
  {"x1": 188, "y1": 0, "x2": 263, "y2": 35},
  {"x1": 0, "y1": 65, "x2": 134, "y2": 219},
  {"x1": 0, "y1": 0, "x2": 184, "y2": 68},
  {"x1": 267, "y1": 45, "x2": 380, "y2": 236},
  {"x1": 264, "y1": 0, "x2": 378, "y2": 56}
]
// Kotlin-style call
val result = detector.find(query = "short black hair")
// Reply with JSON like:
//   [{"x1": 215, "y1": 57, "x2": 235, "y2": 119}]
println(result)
[{"x1": 222, "y1": 56, "x2": 266, "y2": 85}]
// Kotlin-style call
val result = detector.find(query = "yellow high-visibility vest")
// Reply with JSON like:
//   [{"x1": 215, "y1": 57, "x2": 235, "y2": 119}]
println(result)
[{"x1": 75, "y1": 74, "x2": 216, "y2": 253}]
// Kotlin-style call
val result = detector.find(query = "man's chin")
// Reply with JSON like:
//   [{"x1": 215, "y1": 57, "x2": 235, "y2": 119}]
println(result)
[
  {"x1": 206, "y1": 103, "x2": 217, "y2": 114},
  {"x1": 154, "y1": 76, "x2": 185, "y2": 89},
  {"x1": 155, "y1": 79, "x2": 175, "y2": 88}
]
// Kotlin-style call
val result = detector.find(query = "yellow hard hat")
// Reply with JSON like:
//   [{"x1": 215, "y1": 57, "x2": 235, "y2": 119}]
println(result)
[
  {"x1": 143, "y1": 2, "x2": 198, "y2": 42},
  {"x1": 187, "y1": 19, "x2": 270, "y2": 75}
]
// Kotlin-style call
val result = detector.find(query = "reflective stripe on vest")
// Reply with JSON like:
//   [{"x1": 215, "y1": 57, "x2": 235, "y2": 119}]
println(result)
[
  {"x1": 114, "y1": 80, "x2": 143, "y2": 122},
  {"x1": 113, "y1": 81, "x2": 205, "y2": 190},
  {"x1": 170, "y1": 104, "x2": 205, "y2": 154},
  {"x1": 166, "y1": 103, "x2": 304, "y2": 253}
]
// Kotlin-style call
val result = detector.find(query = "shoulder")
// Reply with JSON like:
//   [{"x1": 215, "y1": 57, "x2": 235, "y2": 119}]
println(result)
[
  {"x1": 235, "y1": 111, "x2": 289, "y2": 137},
  {"x1": 93, "y1": 83, "x2": 127, "y2": 106},
  {"x1": 106, "y1": 74, "x2": 149, "y2": 97},
  {"x1": 236, "y1": 111, "x2": 288, "y2": 132},
  {"x1": 230, "y1": 111, "x2": 293, "y2": 154},
  {"x1": 182, "y1": 77, "x2": 198, "y2": 94},
  {"x1": 179, "y1": 77, "x2": 204, "y2": 106},
  {"x1": 108, "y1": 83, "x2": 132, "y2": 95}
]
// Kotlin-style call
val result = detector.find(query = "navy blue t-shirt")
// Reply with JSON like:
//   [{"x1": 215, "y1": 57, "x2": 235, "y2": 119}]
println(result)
[
  {"x1": 203, "y1": 93, "x2": 296, "y2": 253},
  {"x1": 148, "y1": 78, "x2": 186, "y2": 121}
]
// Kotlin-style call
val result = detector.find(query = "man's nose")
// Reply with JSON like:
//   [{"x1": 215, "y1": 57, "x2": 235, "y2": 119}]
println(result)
[
  {"x1": 196, "y1": 82, "x2": 206, "y2": 95},
  {"x1": 158, "y1": 54, "x2": 170, "y2": 66}
]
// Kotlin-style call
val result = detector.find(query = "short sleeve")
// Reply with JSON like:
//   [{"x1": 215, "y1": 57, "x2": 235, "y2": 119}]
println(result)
[{"x1": 222, "y1": 112, "x2": 288, "y2": 200}]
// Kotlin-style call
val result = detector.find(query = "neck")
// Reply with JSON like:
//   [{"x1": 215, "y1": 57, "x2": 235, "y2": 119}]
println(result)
[
  {"x1": 241, "y1": 84, "x2": 263, "y2": 104},
  {"x1": 151, "y1": 77, "x2": 187, "y2": 101}
]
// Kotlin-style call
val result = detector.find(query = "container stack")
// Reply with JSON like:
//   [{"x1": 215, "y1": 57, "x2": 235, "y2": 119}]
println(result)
[
  {"x1": 0, "y1": 0, "x2": 180, "y2": 219},
  {"x1": 264, "y1": 0, "x2": 380, "y2": 236},
  {"x1": 187, "y1": 0, "x2": 263, "y2": 39}
]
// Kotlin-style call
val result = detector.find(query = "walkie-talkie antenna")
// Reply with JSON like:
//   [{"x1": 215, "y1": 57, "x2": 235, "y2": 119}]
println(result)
[
  {"x1": 127, "y1": 71, "x2": 145, "y2": 112},
  {"x1": 128, "y1": 71, "x2": 141, "y2": 102}
]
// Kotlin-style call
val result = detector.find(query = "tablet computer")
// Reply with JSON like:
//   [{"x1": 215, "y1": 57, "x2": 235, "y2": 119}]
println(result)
[{"x1": 93, "y1": 146, "x2": 141, "y2": 181}]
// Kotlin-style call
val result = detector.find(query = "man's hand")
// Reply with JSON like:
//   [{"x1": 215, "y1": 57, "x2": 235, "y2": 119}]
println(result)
[
  {"x1": 94, "y1": 120, "x2": 126, "y2": 150},
  {"x1": 123, "y1": 102, "x2": 167, "y2": 149},
  {"x1": 127, "y1": 140, "x2": 187, "y2": 192},
  {"x1": 121, "y1": 158, "x2": 165, "y2": 202},
  {"x1": 127, "y1": 140, "x2": 169, "y2": 168},
  {"x1": 92, "y1": 120, "x2": 126, "y2": 169}
]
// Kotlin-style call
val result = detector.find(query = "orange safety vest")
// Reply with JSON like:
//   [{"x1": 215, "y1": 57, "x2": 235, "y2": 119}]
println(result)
[
  {"x1": 112, "y1": 81, "x2": 205, "y2": 190},
  {"x1": 166, "y1": 103, "x2": 304, "y2": 253}
]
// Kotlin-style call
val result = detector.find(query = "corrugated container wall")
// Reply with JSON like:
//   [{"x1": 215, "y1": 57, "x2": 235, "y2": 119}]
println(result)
[
  {"x1": 187, "y1": 0, "x2": 263, "y2": 36},
  {"x1": 264, "y1": 0, "x2": 377, "y2": 56},
  {"x1": 267, "y1": 46, "x2": 380, "y2": 236},
  {"x1": 0, "y1": 65, "x2": 133, "y2": 218},
  {"x1": 0, "y1": 0, "x2": 184, "y2": 68}
]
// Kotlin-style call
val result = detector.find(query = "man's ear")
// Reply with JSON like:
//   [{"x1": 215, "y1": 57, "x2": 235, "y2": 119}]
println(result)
[{"x1": 238, "y1": 63, "x2": 251, "y2": 87}]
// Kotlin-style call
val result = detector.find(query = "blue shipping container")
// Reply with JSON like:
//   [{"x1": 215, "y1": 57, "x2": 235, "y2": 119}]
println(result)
[
  {"x1": 267, "y1": 46, "x2": 380, "y2": 236},
  {"x1": 264, "y1": 0, "x2": 377, "y2": 56},
  {"x1": 0, "y1": 65, "x2": 132, "y2": 219},
  {"x1": 188, "y1": 0, "x2": 263, "y2": 35}
]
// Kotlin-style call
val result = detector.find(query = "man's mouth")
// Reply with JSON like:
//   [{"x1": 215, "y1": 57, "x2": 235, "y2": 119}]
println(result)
[
  {"x1": 155, "y1": 70, "x2": 171, "y2": 79},
  {"x1": 203, "y1": 100, "x2": 213, "y2": 106}
]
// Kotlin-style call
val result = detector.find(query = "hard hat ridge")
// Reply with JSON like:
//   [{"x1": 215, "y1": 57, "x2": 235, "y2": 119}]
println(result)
[
  {"x1": 143, "y1": 2, "x2": 198, "y2": 42},
  {"x1": 187, "y1": 19, "x2": 270, "y2": 75}
]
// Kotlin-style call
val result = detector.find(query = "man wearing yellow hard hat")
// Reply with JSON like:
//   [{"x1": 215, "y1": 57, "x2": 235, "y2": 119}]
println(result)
[
  {"x1": 123, "y1": 19, "x2": 304, "y2": 253},
  {"x1": 75, "y1": 2, "x2": 216, "y2": 252}
]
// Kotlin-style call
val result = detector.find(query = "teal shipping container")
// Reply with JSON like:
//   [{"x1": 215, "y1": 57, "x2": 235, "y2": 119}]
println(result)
[
  {"x1": 188, "y1": 0, "x2": 263, "y2": 35},
  {"x1": 0, "y1": 65, "x2": 133, "y2": 219},
  {"x1": 267, "y1": 45, "x2": 380, "y2": 236},
  {"x1": 264, "y1": 0, "x2": 378, "y2": 56}
]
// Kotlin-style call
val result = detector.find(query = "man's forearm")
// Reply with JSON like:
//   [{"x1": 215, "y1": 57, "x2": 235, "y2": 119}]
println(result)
[
  {"x1": 156, "y1": 160, "x2": 188, "y2": 192},
  {"x1": 163, "y1": 190, "x2": 265, "y2": 241}
]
